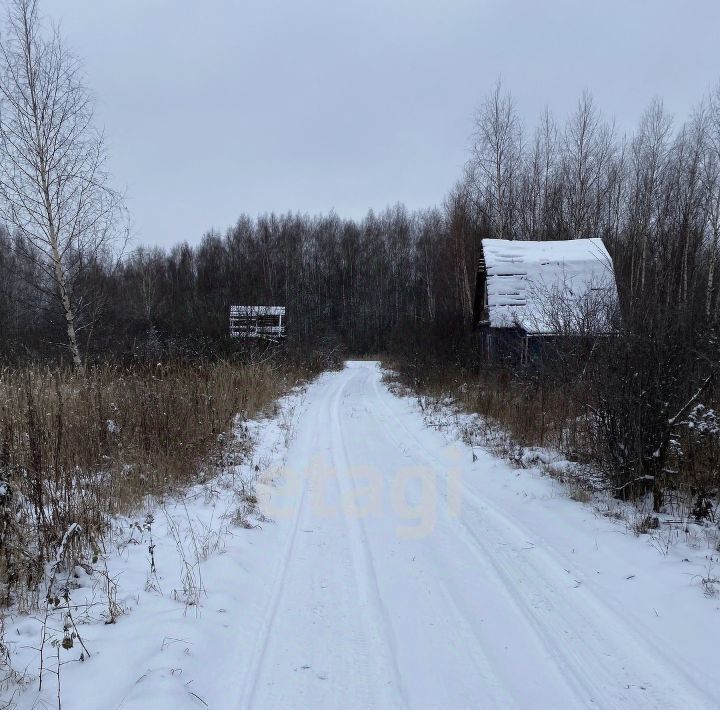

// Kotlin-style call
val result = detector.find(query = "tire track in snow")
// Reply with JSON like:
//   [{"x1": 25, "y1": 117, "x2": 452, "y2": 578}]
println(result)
[
  {"x1": 234, "y1": 378, "x2": 325, "y2": 710},
  {"x1": 237, "y1": 371, "x2": 400, "y2": 710},
  {"x1": 340, "y1": 367, "x2": 525, "y2": 709},
  {"x1": 370, "y1": 368, "x2": 717, "y2": 709},
  {"x1": 328, "y1": 374, "x2": 409, "y2": 710},
  {"x1": 369, "y1": 380, "x2": 616, "y2": 705}
]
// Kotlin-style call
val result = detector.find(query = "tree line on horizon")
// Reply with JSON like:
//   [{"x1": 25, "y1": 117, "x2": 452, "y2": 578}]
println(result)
[
  {"x1": 2, "y1": 79, "x2": 720, "y2": 364},
  {"x1": 1, "y1": 0, "x2": 720, "y2": 374}
]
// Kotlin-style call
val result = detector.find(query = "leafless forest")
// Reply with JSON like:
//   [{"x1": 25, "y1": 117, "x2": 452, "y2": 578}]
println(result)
[
  {"x1": 0, "y1": 0, "x2": 719, "y2": 608},
  {"x1": 4, "y1": 83, "x2": 720, "y2": 361}
]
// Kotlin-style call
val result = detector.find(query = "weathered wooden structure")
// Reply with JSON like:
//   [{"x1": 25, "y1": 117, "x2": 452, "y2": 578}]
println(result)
[
  {"x1": 472, "y1": 238, "x2": 617, "y2": 364},
  {"x1": 229, "y1": 305, "x2": 286, "y2": 341}
]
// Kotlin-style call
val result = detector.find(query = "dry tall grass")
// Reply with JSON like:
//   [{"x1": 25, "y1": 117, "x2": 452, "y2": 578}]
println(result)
[
  {"x1": 394, "y1": 363, "x2": 590, "y2": 454},
  {"x1": 0, "y1": 359, "x2": 312, "y2": 607},
  {"x1": 392, "y1": 360, "x2": 720, "y2": 521}
]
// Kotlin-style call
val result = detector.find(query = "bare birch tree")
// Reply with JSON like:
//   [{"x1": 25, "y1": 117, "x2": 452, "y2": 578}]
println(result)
[
  {"x1": 445, "y1": 181, "x2": 475, "y2": 323},
  {"x1": 519, "y1": 108, "x2": 558, "y2": 239},
  {"x1": 703, "y1": 83, "x2": 720, "y2": 319},
  {"x1": 628, "y1": 98, "x2": 672, "y2": 296},
  {"x1": 0, "y1": 0, "x2": 124, "y2": 367},
  {"x1": 671, "y1": 110, "x2": 706, "y2": 307},
  {"x1": 563, "y1": 92, "x2": 615, "y2": 239},
  {"x1": 470, "y1": 79, "x2": 522, "y2": 238}
]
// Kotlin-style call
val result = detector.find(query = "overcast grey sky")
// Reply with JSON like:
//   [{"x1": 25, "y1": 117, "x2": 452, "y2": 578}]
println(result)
[{"x1": 47, "y1": 0, "x2": 720, "y2": 247}]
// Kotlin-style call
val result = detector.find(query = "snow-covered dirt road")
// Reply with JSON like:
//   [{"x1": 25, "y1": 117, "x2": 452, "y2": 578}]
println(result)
[
  {"x1": 10, "y1": 361, "x2": 719, "y2": 710},
  {"x1": 237, "y1": 362, "x2": 720, "y2": 710}
]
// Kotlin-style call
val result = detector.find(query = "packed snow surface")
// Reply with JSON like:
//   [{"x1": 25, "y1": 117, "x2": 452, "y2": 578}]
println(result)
[
  {"x1": 482, "y1": 237, "x2": 617, "y2": 333},
  {"x1": 6, "y1": 362, "x2": 720, "y2": 709}
]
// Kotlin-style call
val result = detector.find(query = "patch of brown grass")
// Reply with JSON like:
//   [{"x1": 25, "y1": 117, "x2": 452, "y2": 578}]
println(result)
[
  {"x1": 387, "y1": 362, "x2": 591, "y2": 456},
  {"x1": 389, "y1": 358, "x2": 720, "y2": 523},
  {"x1": 0, "y1": 358, "x2": 314, "y2": 607}
]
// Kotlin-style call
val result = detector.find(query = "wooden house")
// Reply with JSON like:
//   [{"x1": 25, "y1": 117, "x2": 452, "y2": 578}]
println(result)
[
  {"x1": 472, "y1": 238, "x2": 618, "y2": 364},
  {"x1": 229, "y1": 305, "x2": 286, "y2": 341}
]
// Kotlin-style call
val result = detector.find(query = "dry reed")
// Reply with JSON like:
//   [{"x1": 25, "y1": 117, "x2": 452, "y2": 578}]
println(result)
[{"x1": 0, "y1": 358, "x2": 311, "y2": 606}]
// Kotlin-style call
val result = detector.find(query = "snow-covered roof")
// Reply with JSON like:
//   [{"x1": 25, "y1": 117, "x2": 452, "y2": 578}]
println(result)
[
  {"x1": 481, "y1": 238, "x2": 617, "y2": 335},
  {"x1": 230, "y1": 306, "x2": 285, "y2": 316}
]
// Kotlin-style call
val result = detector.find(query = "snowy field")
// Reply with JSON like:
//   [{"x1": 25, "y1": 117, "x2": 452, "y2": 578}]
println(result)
[{"x1": 4, "y1": 361, "x2": 720, "y2": 709}]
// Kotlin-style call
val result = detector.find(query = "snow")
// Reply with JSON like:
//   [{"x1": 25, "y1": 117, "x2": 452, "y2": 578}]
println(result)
[
  {"x1": 686, "y1": 404, "x2": 720, "y2": 435},
  {"x1": 482, "y1": 237, "x2": 617, "y2": 334},
  {"x1": 229, "y1": 305, "x2": 286, "y2": 316},
  {"x1": 4, "y1": 362, "x2": 720, "y2": 709}
]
